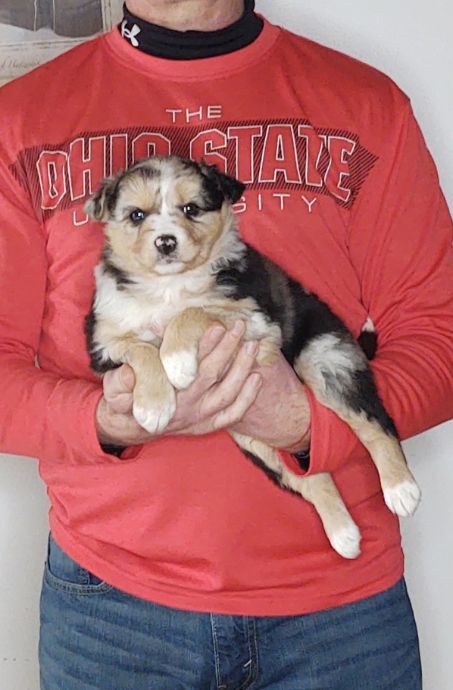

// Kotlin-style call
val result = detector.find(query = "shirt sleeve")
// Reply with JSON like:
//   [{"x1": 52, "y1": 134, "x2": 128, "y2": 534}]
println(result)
[
  {"x1": 280, "y1": 95, "x2": 453, "y2": 477},
  {"x1": 0, "y1": 144, "x2": 118, "y2": 465}
]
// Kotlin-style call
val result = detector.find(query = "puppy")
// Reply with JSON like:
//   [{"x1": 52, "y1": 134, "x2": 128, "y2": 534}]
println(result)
[{"x1": 85, "y1": 155, "x2": 421, "y2": 559}]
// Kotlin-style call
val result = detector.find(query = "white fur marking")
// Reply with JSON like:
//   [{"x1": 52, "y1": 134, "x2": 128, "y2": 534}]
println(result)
[
  {"x1": 362, "y1": 317, "x2": 375, "y2": 333},
  {"x1": 297, "y1": 333, "x2": 366, "y2": 394},
  {"x1": 161, "y1": 350, "x2": 198, "y2": 390},
  {"x1": 140, "y1": 328, "x2": 159, "y2": 343},
  {"x1": 383, "y1": 480, "x2": 421, "y2": 517},
  {"x1": 330, "y1": 522, "x2": 362, "y2": 559},
  {"x1": 133, "y1": 396, "x2": 176, "y2": 434}
]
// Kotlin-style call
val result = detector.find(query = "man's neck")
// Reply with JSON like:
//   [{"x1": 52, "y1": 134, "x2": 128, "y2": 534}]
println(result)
[{"x1": 126, "y1": 1, "x2": 245, "y2": 32}]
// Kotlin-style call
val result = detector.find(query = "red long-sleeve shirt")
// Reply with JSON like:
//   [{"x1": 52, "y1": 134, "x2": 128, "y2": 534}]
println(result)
[{"x1": 0, "y1": 20, "x2": 452, "y2": 615}]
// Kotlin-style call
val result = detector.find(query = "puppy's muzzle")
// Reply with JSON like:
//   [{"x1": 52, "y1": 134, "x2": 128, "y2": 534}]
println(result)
[{"x1": 155, "y1": 235, "x2": 177, "y2": 256}]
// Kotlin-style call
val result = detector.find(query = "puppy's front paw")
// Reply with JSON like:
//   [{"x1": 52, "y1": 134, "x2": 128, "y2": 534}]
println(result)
[
  {"x1": 160, "y1": 348, "x2": 199, "y2": 390},
  {"x1": 133, "y1": 385, "x2": 176, "y2": 434}
]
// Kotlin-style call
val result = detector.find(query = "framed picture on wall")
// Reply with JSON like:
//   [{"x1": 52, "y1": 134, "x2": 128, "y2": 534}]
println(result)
[{"x1": 0, "y1": 0, "x2": 123, "y2": 84}]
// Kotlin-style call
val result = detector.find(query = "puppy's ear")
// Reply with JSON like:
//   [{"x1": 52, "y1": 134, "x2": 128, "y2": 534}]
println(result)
[
  {"x1": 217, "y1": 171, "x2": 246, "y2": 204},
  {"x1": 85, "y1": 176, "x2": 118, "y2": 222},
  {"x1": 201, "y1": 164, "x2": 245, "y2": 204}
]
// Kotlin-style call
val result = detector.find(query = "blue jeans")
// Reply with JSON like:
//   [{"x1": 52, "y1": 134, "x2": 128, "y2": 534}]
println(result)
[{"x1": 39, "y1": 534, "x2": 422, "y2": 689}]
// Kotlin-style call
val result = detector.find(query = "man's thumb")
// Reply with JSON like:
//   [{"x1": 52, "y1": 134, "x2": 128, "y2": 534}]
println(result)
[
  {"x1": 103, "y1": 364, "x2": 135, "y2": 411},
  {"x1": 118, "y1": 363, "x2": 135, "y2": 391}
]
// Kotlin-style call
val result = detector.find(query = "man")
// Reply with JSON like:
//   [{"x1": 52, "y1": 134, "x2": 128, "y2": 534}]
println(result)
[{"x1": 0, "y1": 1, "x2": 452, "y2": 687}]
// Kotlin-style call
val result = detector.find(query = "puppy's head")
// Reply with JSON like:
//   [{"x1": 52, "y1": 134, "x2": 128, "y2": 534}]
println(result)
[{"x1": 86, "y1": 156, "x2": 245, "y2": 276}]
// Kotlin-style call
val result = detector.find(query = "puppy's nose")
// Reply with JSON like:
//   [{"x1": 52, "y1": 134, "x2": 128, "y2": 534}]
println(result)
[{"x1": 154, "y1": 235, "x2": 177, "y2": 256}]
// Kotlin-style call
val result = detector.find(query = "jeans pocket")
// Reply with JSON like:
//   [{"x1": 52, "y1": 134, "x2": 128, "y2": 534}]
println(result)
[{"x1": 44, "y1": 533, "x2": 113, "y2": 595}]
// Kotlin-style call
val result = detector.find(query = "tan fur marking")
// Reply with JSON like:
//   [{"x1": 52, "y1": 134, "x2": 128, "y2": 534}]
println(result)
[
  {"x1": 94, "y1": 326, "x2": 176, "y2": 433},
  {"x1": 255, "y1": 338, "x2": 280, "y2": 367},
  {"x1": 295, "y1": 350, "x2": 418, "y2": 500},
  {"x1": 159, "y1": 302, "x2": 281, "y2": 388},
  {"x1": 201, "y1": 297, "x2": 282, "y2": 347},
  {"x1": 161, "y1": 308, "x2": 217, "y2": 356},
  {"x1": 231, "y1": 431, "x2": 361, "y2": 558},
  {"x1": 346, "y1": 415, "x2": 415, "y2": 490},
  {"x1": 120, "y1": 174, "x2": 162, "y2": 217},
  {"x1": 101, "y1": 160, "x2": 234, "y2": 278},
  {"x1": 160, "y1": 308, "x2": 219, "y2": 389}
]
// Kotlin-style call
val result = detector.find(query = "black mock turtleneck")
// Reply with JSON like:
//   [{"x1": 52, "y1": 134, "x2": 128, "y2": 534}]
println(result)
[{"x1": 119, "y1": 1, "x2": 264, "y2": 60}]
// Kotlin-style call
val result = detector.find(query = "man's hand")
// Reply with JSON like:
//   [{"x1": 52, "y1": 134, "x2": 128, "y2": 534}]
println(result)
[
  {"x1": 95, "y1": 321, "x2": 262, "y2": 447},
  {"x1": 232, "y1": 352, "x2": 311, "y2": 452}
]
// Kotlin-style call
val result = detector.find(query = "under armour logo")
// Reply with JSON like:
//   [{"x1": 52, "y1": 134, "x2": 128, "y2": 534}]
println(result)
[{"x1": 121, "y1": 20, "x2": 141, "y2": 48}]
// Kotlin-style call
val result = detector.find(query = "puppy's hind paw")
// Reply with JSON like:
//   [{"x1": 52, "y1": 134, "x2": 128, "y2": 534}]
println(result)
[
  {"x1": 384, "y1": 480, "x2": 421, "y2": 517},
  {"x1": 330, "y1": 522, "x2": 362, "y2": 560}
]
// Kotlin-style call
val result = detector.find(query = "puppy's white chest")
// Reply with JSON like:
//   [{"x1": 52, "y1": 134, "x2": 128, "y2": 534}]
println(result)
[
  {"x1": 136, "y1": 299, "x2": 186, "y2": 340},
  {"x1": 96, "y1": 268, "x2": 218, "y2": 339}
]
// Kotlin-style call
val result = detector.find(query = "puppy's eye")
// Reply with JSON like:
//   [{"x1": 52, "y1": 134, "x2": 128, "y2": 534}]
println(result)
[
  {"x1": 182, "y1": 203, "x2": 201, "y2": 219},
  {"x1": 129, "y1": 208, "x2": 146, "y2": 224}
]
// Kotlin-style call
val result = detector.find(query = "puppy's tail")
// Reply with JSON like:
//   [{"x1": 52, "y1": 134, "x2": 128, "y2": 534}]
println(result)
[{"x1": 358, "y1": 317, "x2": 377, "y2": 360}]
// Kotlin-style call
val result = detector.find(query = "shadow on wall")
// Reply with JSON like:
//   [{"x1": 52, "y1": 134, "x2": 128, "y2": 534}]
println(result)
[{"x1": 0, "y1": 0, "x2": 103, "y2": 38}]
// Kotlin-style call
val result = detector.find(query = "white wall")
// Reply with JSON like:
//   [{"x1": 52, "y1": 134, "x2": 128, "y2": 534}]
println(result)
[
  {"x1": 0, "y1": 1, "x2": 452, "y2": 688},
  {"x1": 257, "y1": 2, "x2": 453, "y2": 688}
]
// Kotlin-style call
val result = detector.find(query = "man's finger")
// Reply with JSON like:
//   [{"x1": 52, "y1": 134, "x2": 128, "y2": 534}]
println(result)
[
  {"x1": 204, "y1": 339, "x2": 258, "y2": 414},
  {"x1": 199, "y1": 320, "x2": 246, "y2": 386},
  {"x1": 212, "y1": 373, "x2": 262, "y2": 429},
  {"x1": 198, "y1": 323, "x2": 226, "y2": 359}
]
